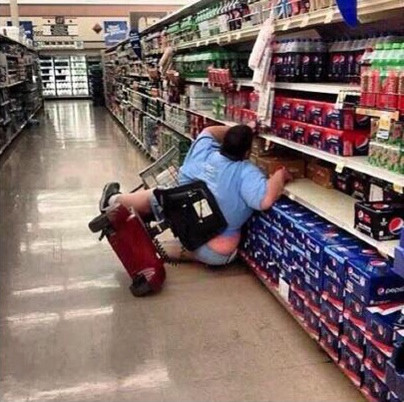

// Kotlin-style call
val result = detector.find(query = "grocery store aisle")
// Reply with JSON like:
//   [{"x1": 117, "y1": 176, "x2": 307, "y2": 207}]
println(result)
[{"x1": 0, "y1": 101, "x2": 362, "y2": 402}]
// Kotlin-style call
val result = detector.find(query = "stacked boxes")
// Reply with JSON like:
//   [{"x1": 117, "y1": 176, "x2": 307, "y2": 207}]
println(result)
[
  {"x1": 272, "y1": 95, "x2": 370, "y2": 157},
  {"x1": 368, "y1": 119, "x2": 404, "y2": 175},
  {"x1": 240, "y1": 197, "x2": 404, "y2": 398}
]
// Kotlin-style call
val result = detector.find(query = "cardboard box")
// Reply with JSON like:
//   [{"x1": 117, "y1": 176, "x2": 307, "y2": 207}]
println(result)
[{"x1": 256, "y1": 156, "x2": 305, "y2": 179}]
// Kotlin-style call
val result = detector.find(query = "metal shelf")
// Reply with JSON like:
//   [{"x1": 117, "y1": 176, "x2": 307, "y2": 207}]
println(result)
[
  {"x1": 0, "y1": 80, "x2": 25, "y2": 89},
  {"x1": 283, "y1": 178, "x2": 398, "y2": 258},
  {"x1": 0, "y1": 104, "x2": 42, "y2": 157},
  {"x1": 274, "y1": 82, "x2": 360, "y2": 95},
  {"x1": 260, "y1": 134, "x2": 404, "y2": 189}
]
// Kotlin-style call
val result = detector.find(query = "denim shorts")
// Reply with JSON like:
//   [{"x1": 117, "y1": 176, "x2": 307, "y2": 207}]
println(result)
[{"x1": 150, "y1": 193, "x2": 237, "y2": 266}]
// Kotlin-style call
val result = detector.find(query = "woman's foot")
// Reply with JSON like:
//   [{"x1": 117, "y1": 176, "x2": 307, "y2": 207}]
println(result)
[{"x1": 99, "y1": 182, "x2": 121, "y2": 212}]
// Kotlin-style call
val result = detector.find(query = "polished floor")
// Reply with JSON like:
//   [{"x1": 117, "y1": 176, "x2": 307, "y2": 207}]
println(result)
[{"x1": 0, "y1": 101, "x2": 363, "y2": 401}]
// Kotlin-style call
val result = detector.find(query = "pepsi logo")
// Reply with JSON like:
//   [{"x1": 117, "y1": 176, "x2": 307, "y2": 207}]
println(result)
[
  {"x1": 348, "y1": 267, "x2": 353, "y2": 275},
  {"x1": 356, "y1": 137, "x2": 369, "y2": 151},
  {"x1": 389, "y1": 217, "x2": 404, "y2": 236},
  {"x1": 377, "y1": 287, "x2": 385, "y2": 296},
  {"x1": 358, "y1": 210, "x2": 364, "y2": 220},
  {"x1": 377, "y1": 324, "x2": 384, "y2": 335},
  {"x1": 349, "y1": 356, "x2": 355, "y2": 365}
]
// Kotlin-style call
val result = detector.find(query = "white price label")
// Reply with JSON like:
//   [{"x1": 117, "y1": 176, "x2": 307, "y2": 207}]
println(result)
[
  {"x1": 236, "y1": 32, "x2": 241, "y2": 40},
  {"x1": 196, "y1": 41, "x2": 201, "y2": 47},
  {"x1": 204, "y1": 40, "x2": 209, "y2": 46},
  {"x1": 335, "y1": 162, "x2": 345, "y2": 173},
  {"x1": 393, "y1": 183, "x2": 404, "y2": 194}
]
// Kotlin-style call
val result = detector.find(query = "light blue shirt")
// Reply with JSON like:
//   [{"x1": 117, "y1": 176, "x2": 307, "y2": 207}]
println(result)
[{"x1": 178, "y1": 131, "x2": 267, "y2": 237}]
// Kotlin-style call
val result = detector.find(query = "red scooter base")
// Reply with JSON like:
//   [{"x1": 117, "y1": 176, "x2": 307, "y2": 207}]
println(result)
[{"x1": 89, "y1": 204, "x2": 166, "y2": 296}]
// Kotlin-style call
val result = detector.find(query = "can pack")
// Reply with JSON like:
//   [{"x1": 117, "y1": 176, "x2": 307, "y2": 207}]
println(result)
[
  {"x1": 354, "y1": 201, "x2": 404, "y2": 241},
  {"x1": 346, "y1": 257, "x2": 404, "y2": 305}
]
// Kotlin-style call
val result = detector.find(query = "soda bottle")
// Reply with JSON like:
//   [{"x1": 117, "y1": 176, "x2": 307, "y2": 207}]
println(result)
[
  {"x1": 288, "y1": 39, "x2": 303, "y2": 82},
  {"x1": 398, "y1": 42, "x2": 404, "y2": 114},
  {"x1": 312, "y1": 39, "x2": 327, "y2": 82},
  {"x1": 328, "y1": 39, "x2": 339, "y2": 81},
  {"x1": 301, "y1": 39, "x2": 314, "y2": 82},
  {"x1": 377, "y1": 43, "x2": 398, "y2": 109}
]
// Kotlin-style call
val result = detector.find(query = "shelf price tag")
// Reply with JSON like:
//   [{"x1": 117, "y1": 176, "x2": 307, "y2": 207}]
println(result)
[
  {"x1": 299, "y1": 14, "x2": 310, "y2": 28},
  {"x1": 335, "y1": 161, "x2": 345, "y2": 173},
  {"x1": 324, "y1": 8, "x2": 334, "y2": 24},
  {"x1": 204, "y1": 40, "x2": 209, "y2": 46},
  {"x1": 393, "y1": 183, "x2": 403, "y2": 194},
  {"x1": 379, "y1": 112, "x2": 392, "y2": 131},
  {"x1": 196, "y1": 41, "x2": 201, "y2": 47},
  {"x1": 235, "y1": 32, "x2": 241, "y2": 40}
]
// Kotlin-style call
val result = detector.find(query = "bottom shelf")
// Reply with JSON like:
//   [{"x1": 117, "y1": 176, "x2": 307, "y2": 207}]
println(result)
[
  {"x1": 106, "y1": 106, "x2": 155, "y2": 161},
  {"x1": 239, "y1": 251, "x2": 372, "y2": 402},
  {"x1": 0, "y1": 104, "x2": 43, "y2": 157}
]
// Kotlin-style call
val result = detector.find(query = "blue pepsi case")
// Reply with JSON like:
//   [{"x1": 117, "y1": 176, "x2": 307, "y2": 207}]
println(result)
[
  {"x1": 363, "y1": 367, "x2": 390, "y2": 402},
  {"x1": 346, "y1": 257, "x2": 404, "y2": 305},
  {"x1": 322, "y1": 273, "x2": 345, "y2": 311},
  {"x1": 323, "y1": 244, "x2": 379, "y2": 284},
  {"x1": 320, "y1": 299, "x2": 343, "y2": 336},
  {"x1": 339, "y1": 344, "x2": 363, "y2": 387},
  {"x1": 341, "y1": 318, "x2": 366, "y2": 359},
  {"x1": 365, "y1": 303, "x2": 404, "y2": 357},
  {"x1": 343, "y1": 292, "x2": 367, "y2": 331},
  {"x1": 320, "y1": 323, "x2": 340, "y2": 362},
  {"x1": 364, "y1": 341, "x2": 389, "y2": 383}
]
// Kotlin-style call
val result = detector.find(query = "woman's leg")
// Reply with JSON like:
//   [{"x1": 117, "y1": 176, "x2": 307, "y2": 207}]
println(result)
[{"x1": 114, "y1": 189, "x2": 154, "y2": 216}]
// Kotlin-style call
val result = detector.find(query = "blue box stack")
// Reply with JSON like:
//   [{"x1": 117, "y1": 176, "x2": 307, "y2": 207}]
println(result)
[{"x1": 240, "y1": 196, "x2": 404, "y2": 400}]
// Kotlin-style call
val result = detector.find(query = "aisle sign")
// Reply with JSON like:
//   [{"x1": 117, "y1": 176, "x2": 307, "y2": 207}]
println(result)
[
  {"x1": 129, "y1": 29, "x2": 141, "y2": 59},
  {"x1": 104, "y1": 21, "x2": 128, "y2": 47}
]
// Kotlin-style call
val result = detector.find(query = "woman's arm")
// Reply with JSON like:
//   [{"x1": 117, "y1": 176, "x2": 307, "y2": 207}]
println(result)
[
  {"x1": 260, "y1": 168, "x2": 293, "y2": 210},
  {"x1": 202, "y1": 125, "x2": 230, "y2": 143}
]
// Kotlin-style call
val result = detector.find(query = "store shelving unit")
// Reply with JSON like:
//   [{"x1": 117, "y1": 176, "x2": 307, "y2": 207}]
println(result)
[
  {"x1": 0, "y1": 34, "x2": 43, "y2": 156},
  {"x1": 102, "y1": 1, "x2": 404, "y2": 398},
  {"x1": 39, "y1": 55, "x2": 90, "y2": 99}
]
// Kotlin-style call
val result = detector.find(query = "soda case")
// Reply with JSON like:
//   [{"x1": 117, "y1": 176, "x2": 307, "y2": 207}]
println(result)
[
  {"x1": 290, "y1": 267, "x2": 305, "y2": 296},
  {"x1": 305, "y1": 283, "x2": 322, "y2": 316},
  {"x1": 323, "y1": 244, "x2": 379, "y2": 284},
  {"x1": 320, "y1": 298, "x2": 343, "y2": 336},
  {"x1": 354, "y1": 202, "x2": 404, "y2": 241},
  {"x1": 269, "y1": 224, "x2": 284, "y2": 250},
  {"x1": 322, "y1": 273, "x2": 345, "y2": 311},
  {"x1": 363, "y1": 367, "x2": 390, "y2": 402},
  {"x1": 305, "y1": 227, "x2": 353, "y2": 270},
  {"x1": 322, "y1": 128, "x2": 369, "y2": 156},
  {"x1": 289, "y1": 288, "x2": 305, "y2": 319},
  {"x1": 346, "y1": 257, "x2": 404, "y2": 305},
  {"x1": 304, "y1": 304, "x2": 321, "y2": 339},
  {"x1": 341, "y1": 318, "x2": 366, "y2": 359},
  {"x1": 364, "y1": 340, "x2": 389, "y2": 383},
  {"x1": 368, "y1": 141, "x2": 404, "y2": 175},
  {"x1": 320, "y1": 323, "x2": 340, "y2": 362},
  {"x1": 339, "y1": 343, "x2": 363, "y2": 387},
  {"x1": 306, "y1": 124, "x2": 324, "y2": 149},
  {"x1": 343, "y1": 292, "x2": 368, "y2": 331},
  {"x1": 386, "y1": 329, "x2": 404, "y2": 401},
  {"x1": 393, "y1": 230, "x2": 404, "y2": 278},
  {"x1": 303, "y1": 257, "x2": 323, "y2": 293},
  {"x1": 294, "y1": 218, "x2": 329, "y2": 251},
  {"x1": 365, "y1": 303, "x2": 404, "y2": 357}
]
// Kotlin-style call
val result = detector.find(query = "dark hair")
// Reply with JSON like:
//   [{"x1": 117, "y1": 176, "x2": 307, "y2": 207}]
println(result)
[{"x1": 220, "y1": 125, "x2": 254, "y2": 161}]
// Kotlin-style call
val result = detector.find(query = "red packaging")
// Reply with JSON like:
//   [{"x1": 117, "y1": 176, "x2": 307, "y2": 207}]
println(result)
[
  {"x1": 323, "y1": 104, "x2": 355, "y2": 131},
  {"x1": 273, "y1": 96, "x2": 284, "y2": 118},
  {"x1": 280, "y1": 97, "x2": 293, "y2": 119},
  {"x1": 292, "y1": 122, "x2": 307, "y2": 144},
  {"x1": 226, "y1": 105, "x2": 235, "y2": 121},
  {"x1": 306, "y1": 100, "x2": 324, "y2": 126},
  {"x1": 233, "y1": 107, "x2": 243, "y2": 123},
  {"x1": 277, "y1": 118, "x2": 293, "y2": 141},
  {"x1": 292, "y1": 99, "x2": 307, "y2": 122},
  {"x1": 377, "y1": 69, "x2": 399, "y2": 109},
  {"x1": 322, "y1": 128, "x2": 369, "y2": 156},
  {"x1": 249, "y1": 91, "x2": 260, "y2": 112},
  {"x1": 399, "y1": 71, "x2": 404, "y2": 114},
  {"x1": 306, "y1": 124, "x2": 324, "y2": 149}
]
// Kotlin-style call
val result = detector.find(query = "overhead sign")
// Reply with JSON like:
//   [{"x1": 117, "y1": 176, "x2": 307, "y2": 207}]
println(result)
[
  {"x1": 129, "y1": 28, "x2": 141, "y2": 59},
  {"x1": 104, "y1": 21, "x2": 128, "y2": 47},
  {"x1": 6, "y1": 21, "x2": 34, "y2": 40}
]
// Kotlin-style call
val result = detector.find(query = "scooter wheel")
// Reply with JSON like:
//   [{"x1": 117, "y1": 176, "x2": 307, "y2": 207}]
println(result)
[
  {"x1": 129, "y1": 274, "x2": 153, "y2": 297},
  {"x1": 88, "y1": 213, "x2": 110, "y2": 233}
]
